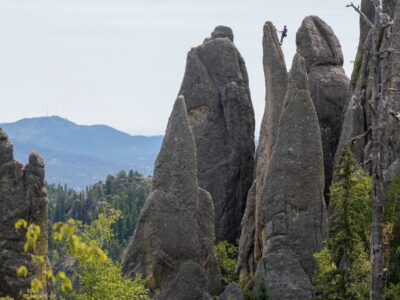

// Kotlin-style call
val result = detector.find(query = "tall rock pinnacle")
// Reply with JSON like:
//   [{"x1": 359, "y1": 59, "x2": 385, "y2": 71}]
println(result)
[
  {"x1": 0, "y1": 129, "x2": 49, "y2": 299},
  {"x1": 179, "y1": 26, "x2": 255, "y2": 242},
  {"x1": 254, "y1": 54, "x2": 327, "y2": 299},
  {"x1": 296, "y1": 16, "x2": 350, "y2": 201},
  {"x1": 237, "y1": 21, "x2": 288, "y2": 281},
  {"x1": 121, "y1": 96, "x2": 221, "y2": 299}
]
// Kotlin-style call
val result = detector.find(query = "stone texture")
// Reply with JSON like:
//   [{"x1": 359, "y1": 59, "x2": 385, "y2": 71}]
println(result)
[
  {"x1": 179, "y1": 26, "x2": 255, "y2": 242},
  {"x1": 255, "y1": 54, "x2": 327, "y2": 299},
  {"x1": 237, "y1": 21, "x2": 287, "y2": 282},
  {"x1": 121, "y1": 97, "x2": 221, "y2": 299},
  {"x1": 296, "y1": 16, "x2": 350, "y2": 201},
  {"x1": 219, "y1": 282, "x2": 244, "y2": 300},
  {"x1": 296, "y1": 16, "x2": 343, "y2": 70},
  {"x1": 0, "y1": 128, "x2": 49, "y2": 299},
  {"x1": 334, "y1": 96, "x2": 366, "y2": 171}
]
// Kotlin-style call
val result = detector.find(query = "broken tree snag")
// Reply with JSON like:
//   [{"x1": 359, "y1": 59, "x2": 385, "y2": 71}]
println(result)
[{"x1": 347, "y1": 1, "x2": 392, "y2": 299}]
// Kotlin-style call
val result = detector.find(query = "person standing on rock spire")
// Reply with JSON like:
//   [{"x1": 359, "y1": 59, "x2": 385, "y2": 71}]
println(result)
[{"x1": 279, "y1": 25, "x2": 288, "y2": 45}]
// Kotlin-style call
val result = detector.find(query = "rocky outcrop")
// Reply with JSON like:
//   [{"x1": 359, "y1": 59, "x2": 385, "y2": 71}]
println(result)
[
  {"x1": 296, "y1": 16, "x2": 350, "y2": 201},
  {"x1": 219, "y1": 282, "x2": 244, "y2": 300},
  {"x1": 0, "y1": 129, "x2": 49, "y2": 299},
  {"x1": 121, "y1": 96, "x2": 221, "y2": 299},
  {"x1": 179, "y1": 26, "x2": 255, "y2": 242},
  {"x1": 336, "y1": 0, "x2": 400, "y2": 175},
  {"x1": 334, "y1": 96, "x2": 365, "y2": 169},
  {"x1": 255, "y1": 54, "x2": 327, "y2": 299},
  {"x1": 237, "y1": 21, "x2": 288, "y2": 282}
]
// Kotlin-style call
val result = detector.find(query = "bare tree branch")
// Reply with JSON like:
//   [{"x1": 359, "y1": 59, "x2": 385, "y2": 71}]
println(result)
[
  {"x1": 389, "y1": 110, "x2": 400, "y2": 122},
  {"x1": 344, "y1": 128, "x2": 371, "y2": 146},
  {"x1": 346, "y1": 2, "x2": 374, "y2": 29}
]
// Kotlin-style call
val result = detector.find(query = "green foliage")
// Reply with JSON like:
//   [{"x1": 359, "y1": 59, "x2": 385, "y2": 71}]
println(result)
[
  {"x1": 73, "y1": 260, "x2": 148, "y2": 300},
  {"x1": 54, "y1": 209, "x2": 150, "y2": 299},
  {"x1": 11, "y1": 208, "x2": 149, "y2": 300},
  {"x1": 385, "y1": 176, "x2": 400, "y2": 298},
  {"x1": 47, "y1": 170, "x2": 150, "y2": 262},
  {"x1": 243, "y1": 275, "x2": 270, "y2": 300},
  {"x1": 215, "y1": 241, "x2": 239, "y2": 289},
  {"x1": 313, "y1": 147, "x2": 371, "y2": 300},
  {"x1": 385, "y1": 283, "x2": 400, "y2": 300}
]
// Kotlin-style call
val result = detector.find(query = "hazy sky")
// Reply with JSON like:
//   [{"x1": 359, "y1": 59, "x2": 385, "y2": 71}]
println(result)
[{"x1": 0, "y1": 0, "x2": 360, "y2": 135}]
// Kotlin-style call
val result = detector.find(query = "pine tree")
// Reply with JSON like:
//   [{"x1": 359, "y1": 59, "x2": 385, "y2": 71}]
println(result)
[{"x1": 313, "y1": 146, "x2": 372, "y2": 299}]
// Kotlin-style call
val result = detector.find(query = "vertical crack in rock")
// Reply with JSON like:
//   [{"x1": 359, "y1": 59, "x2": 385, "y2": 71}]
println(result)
[
  {"x1": 179, "y1": 26, "x2": 255, "y2": 243},
  {"x1": 254, "y1": 54, "x2": 328, "y2": 299},
  {"x1": 296, "y1": 16, "x2": 350, "y2": 202},
  {"x1": 237, "y1": 21, "x2": 288, "y2": 282}
]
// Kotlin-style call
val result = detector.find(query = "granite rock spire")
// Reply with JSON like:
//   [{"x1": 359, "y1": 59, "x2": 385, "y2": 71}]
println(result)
[
  {"x1": 237, "y1": 21, "x2": 288, "y2": 281},
  {"x1": 121, "y1": 96, "x2": 221, "y2": 299},
  {"x1": 255, "y1": 54, "x2": 328, "y2": 299},
  {"x1": 179, "y1": 26, "x2": 255, "y2": 242}
]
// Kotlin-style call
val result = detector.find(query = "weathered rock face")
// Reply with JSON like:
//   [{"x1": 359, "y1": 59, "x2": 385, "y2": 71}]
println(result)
[
  {"x1": 255, "y1": 54, "x2": 327, "y2": 299},
  {"x1": 237, "y1": 21, "x2": 288, "y2": 282},
  {"x1": 179, "y1": 26, "x2": 255, "y2": 242},
  {"x1": 121, "y1": 96, "x2": 221, "y2": 299},
  {"x1": 336, "y1": 0, "x2": 400, "y2": 175},
  {"x1": 296, "y1": 16, "x2": 350, "y2": 201},
  {"x1": 334, "y1": 96, "x2": 365, "y2": 170},
  {"x1": 219, "y1": 282, "x2": 244, "y2": 300},
  {"x1": 0, "y1": 129, "x2": 49, "y2": 299}
]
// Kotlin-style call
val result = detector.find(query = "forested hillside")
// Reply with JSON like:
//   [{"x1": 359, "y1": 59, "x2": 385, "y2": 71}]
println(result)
[
  {"x1": 0, "y1": 116, "x2": 162, "y2": 189},
  {"x1": 47, "y1": 170, "x2": 151, "y2": 261}
]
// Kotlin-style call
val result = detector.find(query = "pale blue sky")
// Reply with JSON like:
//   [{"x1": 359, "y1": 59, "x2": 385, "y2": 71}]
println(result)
[{"x1": 0, "y1": 0, "x2": 360, "y2": 135}]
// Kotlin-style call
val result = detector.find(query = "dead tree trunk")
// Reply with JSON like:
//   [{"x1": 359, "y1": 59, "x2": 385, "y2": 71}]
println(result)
[{"x1": 347, "y1": 1, "x2": 392, "y2": 299}]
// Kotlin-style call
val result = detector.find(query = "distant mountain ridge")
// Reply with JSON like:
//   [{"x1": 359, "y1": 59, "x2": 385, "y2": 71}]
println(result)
[{"x1": 0, "y1": 116, "x2": 163, "y2": 189}]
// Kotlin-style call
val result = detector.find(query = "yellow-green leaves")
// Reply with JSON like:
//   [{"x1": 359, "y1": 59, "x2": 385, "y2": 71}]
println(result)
[
  {"x1": 13, "y1": 210, "x2": 149, "y2": 299},
  {"x1": 16, "y1": 266, "x2": 28, "y2": 278},
  {"x1": 15, "y1": 219, "x2": 27, "y2": 230},
  {"x1": 57, "y1": 272, "x2": 72, "y2": 293},
  {"x1": 52, "y1": 218, "x2": 108, "y2": 264},
  {"x1": 15, "y1": 219, "x2": 41, "y2": 253},
  {"x1": 30, "y1": 278, "x2": 43, "y2": 293},
  {"x1": 24, "y1": 224, "x2": 41, "y2": 252}
]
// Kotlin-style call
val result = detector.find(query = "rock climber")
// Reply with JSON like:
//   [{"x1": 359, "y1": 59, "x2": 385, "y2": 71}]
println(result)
[{"x1": 279, "y1": 25, "x2": 288, "y2": 45}]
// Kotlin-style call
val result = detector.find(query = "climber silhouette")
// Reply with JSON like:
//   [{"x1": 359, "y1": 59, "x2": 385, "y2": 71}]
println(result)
[{"x1": 279, "y1": 25, "x2": 288, "y2": 45}]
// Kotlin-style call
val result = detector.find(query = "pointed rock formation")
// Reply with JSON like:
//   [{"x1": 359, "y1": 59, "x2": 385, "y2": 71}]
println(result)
[
  {"x1": 296, "y1": 16, "x2": 350, "y2": 201},
  {"x1": 121, "y1": 96, "x2": 221, "y2": 299},
  {"x1": 179, "y1": 26, "x2": 255, "y2": 242},
  {"x1": 237, "y1": 21, "x2": 288, "y2": 282},
  {"x1": 255, "y1": 54, "x2": 327, "y2": 299},
  {"x1": 0, "y1": 129, "x2": 49, "y2": 299}
]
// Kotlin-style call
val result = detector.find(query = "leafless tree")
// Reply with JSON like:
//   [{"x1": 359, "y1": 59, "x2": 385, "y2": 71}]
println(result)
[{"x1": 347, "y1": 1, "x2": 393, "y2": 299}]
